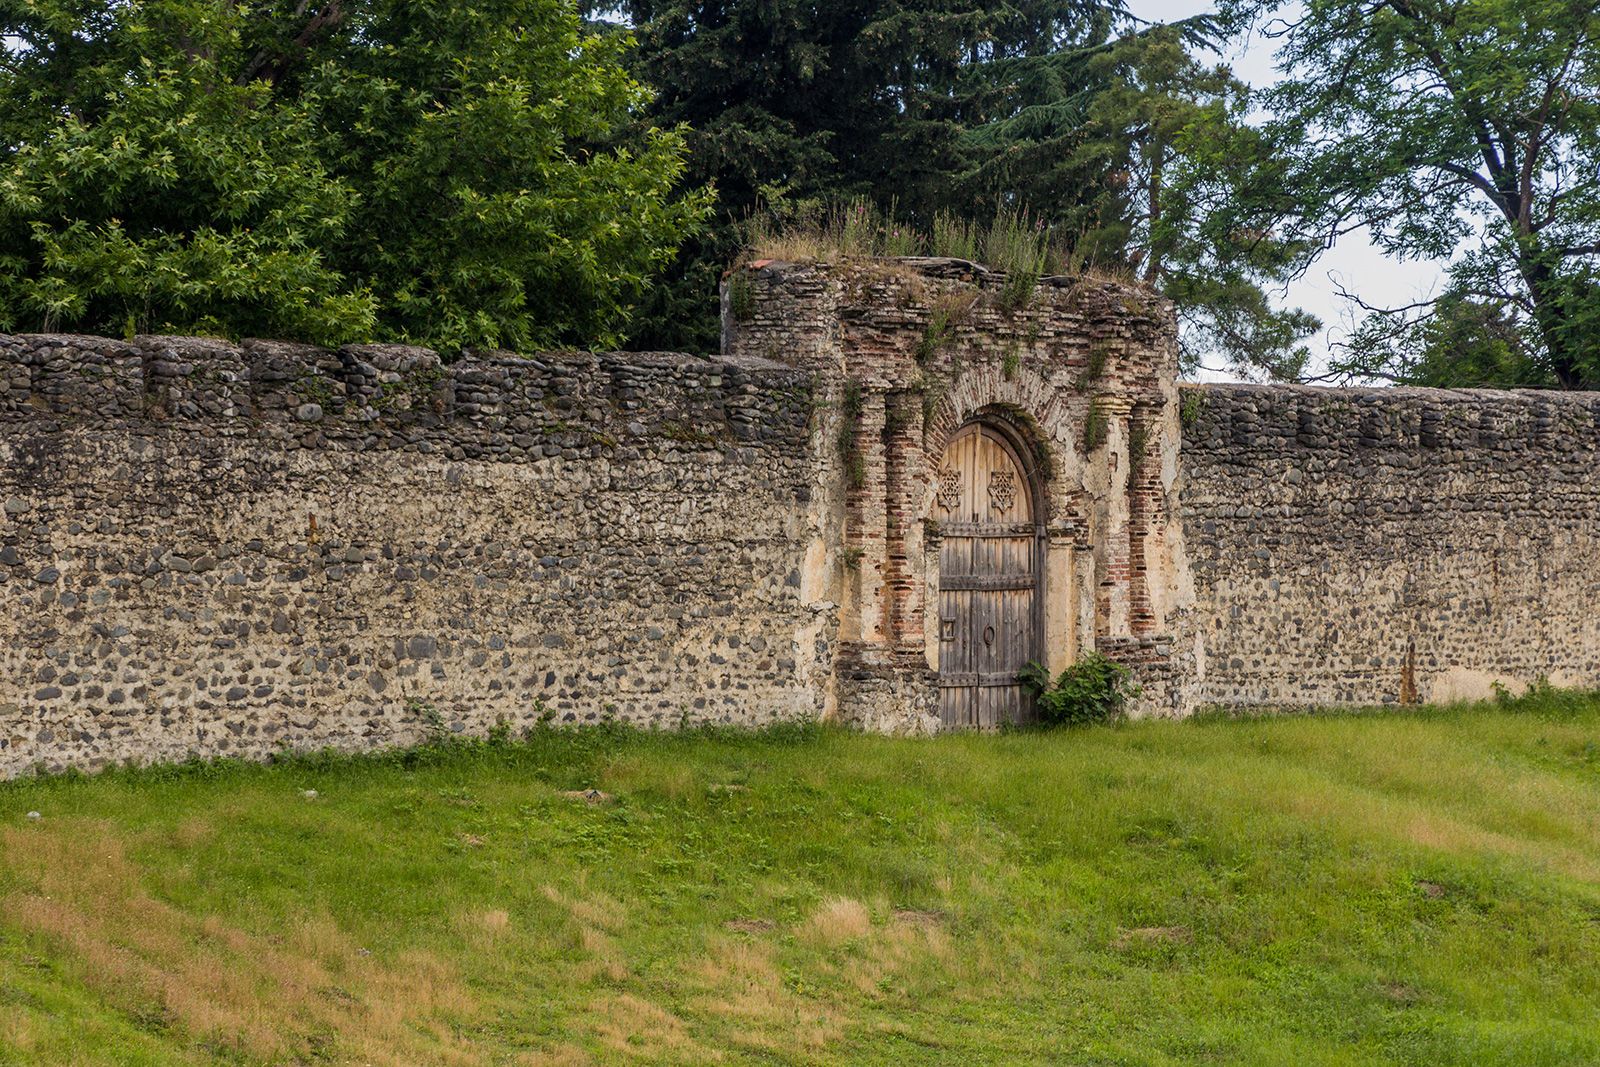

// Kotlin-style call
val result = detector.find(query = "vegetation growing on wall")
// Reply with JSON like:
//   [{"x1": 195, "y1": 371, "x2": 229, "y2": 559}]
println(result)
[
  {"x1": 1127, "y1": 422, "x2": 1153, "y2": 479},
  {"x1": 1077, "y1": 344, "x2": 1112, "y2": 391},
  {"x1": 1084, "y1": 401, "x2": 1110, "y2": 451},
  {"x1": 914, "y1": 291, "x2": 977, "y2": 364},
  {"x1": 838, "y1": 380, "x2": 867, "y2": 490},
  {"x1": 724, "y1": 269, "x2": 755, "y2": 324},
  {"x1": 1020, "y1": 654, "x2": 1140, "y2": 726},
  {"x1": 744, "y1": 201, "x2": 1048, "y2": 276}
]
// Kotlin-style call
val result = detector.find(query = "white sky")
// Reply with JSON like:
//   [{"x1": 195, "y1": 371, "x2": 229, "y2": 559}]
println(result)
[{"x1": 1126, "y1": 0, "x2": 1448, "y2": 381}]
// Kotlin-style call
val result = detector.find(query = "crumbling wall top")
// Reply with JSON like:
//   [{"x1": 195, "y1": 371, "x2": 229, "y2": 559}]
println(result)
[
  {"x1": 723, "y1": 256, "x2": 1176, "y2": 388},
  {"x1": 0, "y1": 332, "x2": 815, "y2": 460}
]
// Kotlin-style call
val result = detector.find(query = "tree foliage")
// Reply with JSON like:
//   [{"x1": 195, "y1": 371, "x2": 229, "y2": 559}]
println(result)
[
  {"x1": 593, "y1": 0, "x2": 1067, "y2": 351},
  {"x1": 1343, "y1": 290, "x2": 1551, "y2": 387},
  {"x1": 1221, "y1": 0, "x2": 1600, "y2": 387},
  {"x1": 597, "y1": 0, "x2": 1315, "y2": 376},
  {"x1": 0, "y1": 0, "x2": 370, "y2": 343},
  {"x1": 0, "y1": 0, "x2": 705, "y2": 351},
  {"x1": 1005, "y1": 26, "x2": 1320, "y2": 377}
]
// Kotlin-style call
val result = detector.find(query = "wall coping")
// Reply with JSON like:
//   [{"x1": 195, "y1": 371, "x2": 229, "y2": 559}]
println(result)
[
  {"x1": 0, "y1": 332, "x2": 816, "y2": 457},
  {"x1": 1182, "y1": 380, "x2": 1600, "y2": 405},
  {"x1": 2, "y1": 332, "x2": 797, "y2": 375}
]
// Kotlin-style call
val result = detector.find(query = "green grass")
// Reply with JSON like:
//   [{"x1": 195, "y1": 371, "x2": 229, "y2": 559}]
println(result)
[{"x1": 4, "y1": 696, "x2": 1600, "y2": 1065}]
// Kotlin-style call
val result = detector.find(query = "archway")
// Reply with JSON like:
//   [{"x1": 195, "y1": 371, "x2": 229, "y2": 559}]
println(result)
[{"x1": 932, "y1": 421, "x2": 1043, "y2": 726}]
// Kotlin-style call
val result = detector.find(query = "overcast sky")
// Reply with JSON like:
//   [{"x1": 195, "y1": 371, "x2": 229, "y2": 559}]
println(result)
[{"x1": 1126, "y1": 0, "x2": 1448, "y2": 382}]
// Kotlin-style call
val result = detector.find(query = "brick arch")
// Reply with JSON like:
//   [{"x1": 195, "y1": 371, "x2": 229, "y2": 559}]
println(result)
[{"x1": 921, "y1": 363, "x2": 1085, "y2": 528}]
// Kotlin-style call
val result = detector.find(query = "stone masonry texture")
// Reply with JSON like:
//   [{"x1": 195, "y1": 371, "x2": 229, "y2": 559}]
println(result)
[
  {"x1": 1169, "y1": 383, "x2": 1600, "y2": 710},
  {"x1": 723, "y1": 258, "x2": 1181, "y2": 730},
  {"x1": 0, "y1": 333, "x2": 826, "y2": 776},
  {"x1": 3, "y1": 260, "x2": 1598, "y2": 774}
]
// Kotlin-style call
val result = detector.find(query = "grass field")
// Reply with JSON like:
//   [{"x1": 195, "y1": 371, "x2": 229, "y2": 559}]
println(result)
[{"x1": 4, "y1": 695, "x2": 1600, "y2": 1066}]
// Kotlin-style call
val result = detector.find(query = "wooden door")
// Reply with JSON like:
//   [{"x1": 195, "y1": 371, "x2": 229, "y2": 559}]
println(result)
[{"x1": 934, "y1": 424, "x2": 1040, "y2": 727}]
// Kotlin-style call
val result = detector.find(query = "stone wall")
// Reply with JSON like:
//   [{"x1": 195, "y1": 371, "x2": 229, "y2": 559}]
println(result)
[
  {"x1": 725, "y1": 258, "x2": 1181, "y2": 728},
  {"x1": 1170, "y1": 383, "x2": 1600, "y2": 710},
  {"x1": 8, "y1": 261, "x2": 1600, "y2": 774},
  {"x1": 0, "y1": 333, "x2": 830, "y2": 776}
]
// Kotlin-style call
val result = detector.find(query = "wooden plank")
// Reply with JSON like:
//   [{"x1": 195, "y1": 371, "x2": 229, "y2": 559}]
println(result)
[
  {"x1": 939, "y1": 575, "x2": 1036, "y2": 591},
  {"x1": 934, "y1": 424, "x2": 1042, "y2": 728},
  {"x1": 938, "y1": 671, "x2": 1031, "y2": 687},
  {"x1": 938, "y1": 522, "x2": 1037, "y2": 536}
]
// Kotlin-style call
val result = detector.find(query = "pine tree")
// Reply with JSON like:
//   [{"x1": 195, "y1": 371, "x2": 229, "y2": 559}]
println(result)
[{"x1": 595, "y1": 0, "x2": 1139, "y2": 352}]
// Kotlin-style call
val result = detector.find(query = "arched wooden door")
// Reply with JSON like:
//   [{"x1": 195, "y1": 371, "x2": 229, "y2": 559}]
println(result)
[{"x1": 933, "y1": 423, "x2": 1040, "y2": 727}]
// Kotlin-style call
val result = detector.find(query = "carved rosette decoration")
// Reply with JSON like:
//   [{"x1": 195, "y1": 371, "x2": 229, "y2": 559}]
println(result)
[
  {"x1": 988, "y1": 468, "x2": 1017, "y2": 513},
  {"x1": 936, "y1": 466, "x2": 962, "y2": 512}
]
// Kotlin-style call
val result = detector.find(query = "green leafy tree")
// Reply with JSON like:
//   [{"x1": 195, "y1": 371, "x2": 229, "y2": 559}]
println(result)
[
  {"x1": 1221, "y1": 0, "x2": 1600, "y2": 387},
  {"x1": 0, "y1": 1, "x2": 373, "y2": 343},
  {"x1": 1339, "y1": 287, "x2": 1551, "y2": 387},
  {"x1": 970, "y1": 25, "x2": 1319, "y2": 377},
  {"x1": 1, "y1": 0, "x2": 704, "y2": 351},
  {"x1": 600, "y1": 0, "x2": 1315, "y2": 376},
  {"x1": 594, "y1": 0, "x2": 1142, "y2": 352},
  {"x1": 302, "y1": 0, "x2": 707, "y2": 351}
]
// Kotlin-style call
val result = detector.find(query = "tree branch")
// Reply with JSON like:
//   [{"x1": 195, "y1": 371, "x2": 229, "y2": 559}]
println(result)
[
  {"x1": 1514, "y1": 34, "x2": 1585, "y2": 232},
  {"x1": 1416, "y1": 159, "x2": 1505, "y2": 207},
  {"x1": 237, "y1": 1, "x2": 345, "y2": 88},
  {"x1": 1329, "y1": 274, "x2": 1439, "y2": 316},
  {"x1": 1381, "y1": 0, "x2": 1517, "y2": 224},
  {"x1": 1299, "y1": 366, "x2": 1414, "y2": 384}
]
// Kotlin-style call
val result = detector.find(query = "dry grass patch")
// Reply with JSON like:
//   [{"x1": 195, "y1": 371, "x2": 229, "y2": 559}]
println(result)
[
  {"x1": 795, "y1": 897, "x2": 956, "y2": 1002},
  {"x1": 1, "y1": 821, "x2": 478, "y2": 1066},
  {"x1": 169, "y1": 816, "x2": 214, "y2": 848},
  {"x1": 891, "y1": 908, "x2": 945, "y2": 927},
  {"x1": 843, "y1": 921, "x2": 952, "y2": 998},
  {"x1": 1113, "y1": 926, "x2": 1193, "y2": 950},
  {"x1": 559, "y1": 788, "x2": 613, "y2": 805},
  {"x1": 456, "y1": 907, "x2": 513, "y2": 950},
  {"x1": 799, "y1": 896, "x2": 871, "y2": 947},
  {"x1": 1269, "y1": 770, "x2": 1600, "y2": 883},
  {"x1": 602, "y1": 753, "x2": 704, "y2": 800},
  {"x1": 543, "y1": 883, "x2": 630, "y2": 983},
  {"x1": 543, "y1": 882, "x2": 627, "y2": 932},
  {"x1": 591, "y1": 992, "x2": 721, "y2": 1063},
  {"x1": 687, "y1": 937, "x2": 844, "y2": 1053}
]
